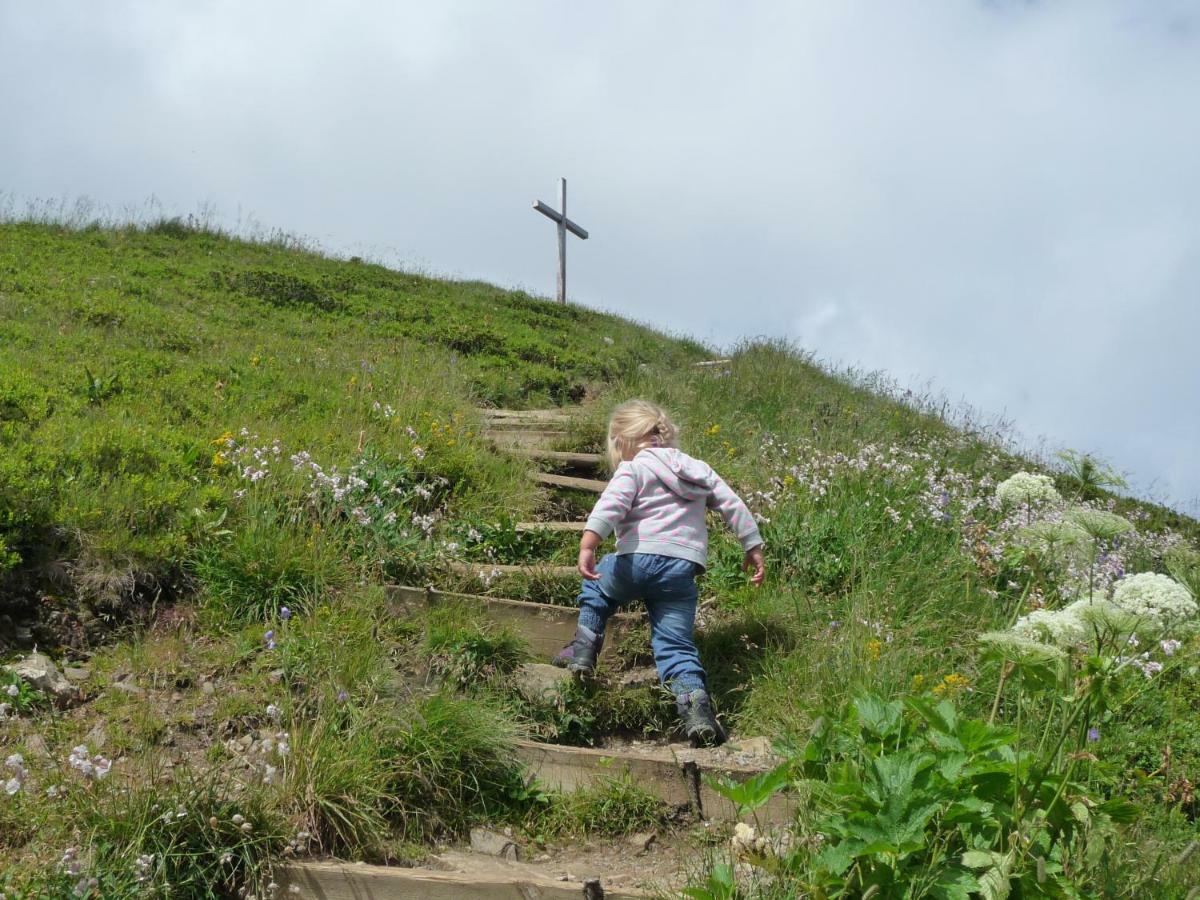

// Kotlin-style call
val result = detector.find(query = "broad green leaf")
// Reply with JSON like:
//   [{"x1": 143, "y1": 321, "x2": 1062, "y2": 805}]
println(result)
[
  {"x1": 702, "y1": 760, "x2": 792, "y2": 813},
  {"x1": 930, "y1": 866, "x2": 981, "y2": 900},
  {"x1": 854, "y1": 694, "x2": 903, "y2": 739}
]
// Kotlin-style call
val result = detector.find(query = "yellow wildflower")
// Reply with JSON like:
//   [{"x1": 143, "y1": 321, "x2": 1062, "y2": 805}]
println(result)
[
  {"x1": 866, "y1": 639, "x2": 882, "y2": 661},
  {"x1": 211, "y1": 451, "x2": 228, "y2": 468},
  {"x1": 910, "y1": 673, "x2": 926, "y2": 691},
  {"x1": 782, "y1": 474, "x2": 795, "y2": 488},
  {"x1": 707, "y1": 424, "x2": 721, "y2": 436},
  {"x1": 250, "y1": 355, "x2": 261, "y2": 367},
  {"x1": 211, "y1": 430, "x2": 234, "y2": 447},
  {"x1": 933, "y1": 673, "x2": 971, "y2": 697}
]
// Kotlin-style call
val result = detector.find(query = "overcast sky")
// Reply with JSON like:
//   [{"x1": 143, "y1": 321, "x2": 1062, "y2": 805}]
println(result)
[{"x1": 2, "y1": 1, "x2": 1197, "y2": 510}]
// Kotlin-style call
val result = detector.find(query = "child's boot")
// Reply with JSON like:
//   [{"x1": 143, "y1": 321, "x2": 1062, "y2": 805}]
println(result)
[
  {"x1": 552, "y1": 625, "x2": 603, "y2": 674},
  {"x1": 676, "y1": 689, "x2": 727, "y2": 747}
]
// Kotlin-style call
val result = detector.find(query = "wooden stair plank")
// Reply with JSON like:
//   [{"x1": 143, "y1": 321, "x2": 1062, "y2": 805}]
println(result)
[
  {"x1": 516, "y1": 521, "x2": 588, "y2": 532},
  {"x1": 278, "y1": 858, "x2": 646, "y2": 899},
  {"x1": 481, "y1": 407, "x2": 575, "y2": 423},
  {"x1": 484, "y1": 420, "x2": 572, "y2": 433},
  {"x1": 446, "y1": 560, "x2": 578, "y2": 579},
  {"x1": 386, "y1": 585, "x2": 637, "y2": 661},
  {"x1": 515, "y1": 740, "x2": 796, "y2": 825},
  {"x1": 511, "y1": 447, "x2": 604, "y2": 469},
  {"x1": 532, "y1": 472, "x2": 608, "y2": 493}
]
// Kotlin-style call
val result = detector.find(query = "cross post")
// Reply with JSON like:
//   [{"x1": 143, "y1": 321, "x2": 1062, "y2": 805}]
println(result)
[{"x1": 532, "y1": 177, "x2": 588, "y2": 304}]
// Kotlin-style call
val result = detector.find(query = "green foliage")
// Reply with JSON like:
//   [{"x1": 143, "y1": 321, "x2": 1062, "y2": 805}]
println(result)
[
  {"x1": 0, "y1": 220, "x2": 702, "y2": 615},
  {"x1": 388, "y1": 692, "x2": 530, "y2": 839},
  {"x1": 425, "y1": 607, "x2": 529, "y2": 687},
  {"x1": 1, "y1": 673, "x2": 43, "y2": 714},
  {"x1": 694, "y1": 694, "x2": 1143, "y2": 898},
  {"x1": 529, "y1": 773, "x2": 669, "y2": 838}
]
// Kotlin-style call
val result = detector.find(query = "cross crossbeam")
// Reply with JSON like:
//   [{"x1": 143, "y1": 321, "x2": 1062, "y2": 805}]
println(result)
[{"x1": 532, "y1": 177, "x2": 588, "y2": 304}]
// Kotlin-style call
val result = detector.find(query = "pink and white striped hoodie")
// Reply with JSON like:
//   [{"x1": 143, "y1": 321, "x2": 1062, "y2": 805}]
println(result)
[{"x1": 584, "y1": 447, "x2": 763, "y2": 568}]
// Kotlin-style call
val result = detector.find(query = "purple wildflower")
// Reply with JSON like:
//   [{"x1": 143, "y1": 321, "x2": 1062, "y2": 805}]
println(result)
[
  {"x1": 336, "y1": 689, "x2": 349, "y2": 704},
  {"x1": 279, "y1": 607, "x2": 292, "y2": 621},
  {"x1": 1087, "y1": 727, "x2": 1100, "y2": 743}
]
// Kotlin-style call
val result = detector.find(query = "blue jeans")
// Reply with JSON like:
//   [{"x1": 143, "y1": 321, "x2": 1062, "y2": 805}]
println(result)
[{"x1": 576, "y1": 553, "x2": 705, "y2": 694}]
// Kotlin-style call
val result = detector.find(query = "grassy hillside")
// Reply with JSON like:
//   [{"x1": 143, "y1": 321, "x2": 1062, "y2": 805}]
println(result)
[{"x1": 2, "y1": 221, "x2": 1198, "y2": 897}]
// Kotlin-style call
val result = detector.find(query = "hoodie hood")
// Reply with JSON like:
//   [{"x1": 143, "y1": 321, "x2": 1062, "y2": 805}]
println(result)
[{"x1": 634, "y1": 447, "x2": 713, "y2": 501}]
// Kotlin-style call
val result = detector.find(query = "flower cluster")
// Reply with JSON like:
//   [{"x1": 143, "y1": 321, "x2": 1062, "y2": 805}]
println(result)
[
  {"x1": 5, "y1": 752, "x2": 26, "y2": 795},
  {"x1": 68, "y1": 744, "x2": 112, "y2": 780},
  {"x1": 1111, "y1": 572, "x2": 1197, "y2": 629},
  {"x1": 750, "y1": 433, "x2": 997, "y2": 534},
  {"x1": 731, "y1": 822, "x2": 772, "y2": 859},
  {"x1": 995, "y1": 471, "x2": 1061, "y2": 509},
  {"x1": 59, "y1": 847, "x2": 98, "y2": 897},
  {"x1": 220, "y1": 430, "x2": 449, "y2": 540}
]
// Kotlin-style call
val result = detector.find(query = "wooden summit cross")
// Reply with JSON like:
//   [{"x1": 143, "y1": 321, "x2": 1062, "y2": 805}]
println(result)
[{"x1": 532, "y1": 177, "x2": 588, "y2": 304}]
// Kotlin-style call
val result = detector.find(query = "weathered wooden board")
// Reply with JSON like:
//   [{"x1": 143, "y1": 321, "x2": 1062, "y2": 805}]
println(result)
[
  {"x1": 386, "y1": 585, "x2": 638, "y2": 661},
  {"x1": 532, "y1": 472, "x2": 608, "y2": 493},
  {"x1": 511, "y1": 448, "x2": 605, "y2": 469},
  {"x1": 278, "y1": 858, "x2": 645, "y2": 899},
  {"x1": 446, "y1": 560, "x2": 578, "y2": 579},
  {"x1": 482, "y1": 408, "x2": 575, "y2": 423},
  {"x1": 515, "y1": 740, "x2": 796, "y2": 825}
]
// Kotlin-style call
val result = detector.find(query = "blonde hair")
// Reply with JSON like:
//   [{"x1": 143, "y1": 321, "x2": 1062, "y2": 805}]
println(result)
[{"x1": 606, "y1": 400, "x2": 679, "y2": 469}]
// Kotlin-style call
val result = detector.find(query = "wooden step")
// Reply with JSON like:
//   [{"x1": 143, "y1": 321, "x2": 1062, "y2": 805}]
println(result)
[
  {"x1": 279, "y1": 856, "x2": 647, "y2": 899},
  {"x1": 481, "y1": 407, "x2": 575, "y2": 424},
  {"x1": 515, "y1": 739, "x2": 795, "y2": 825},
  {"x1": 512, "y1": 447, "x2": 605, "y2": 469},
  {"x1": 387, "y1": 584, "x2": 638, "y2": 661},
  {"x1": 532, "y1": 472, "x2": 608, "y2": 493},
  {"x1": 486, "y1": 429, "x2": 570, "y2": 450},
  {"x1": 516, "y1": 521, "x2": 588, "y2": 533},
  {"x1": 485, "y1": 419, "x2": 572, "y2": 433},
  {"x1": 692, "y1": 358, "x2": 732, "y2": 368},
  {"x1": 446, "y1": 560, "x2": 578, "y2": 579}
]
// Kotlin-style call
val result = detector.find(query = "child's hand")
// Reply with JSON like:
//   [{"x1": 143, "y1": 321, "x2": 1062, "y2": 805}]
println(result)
[
  {"x1": 743, "y1": 546, "x2": 766, "y2": 586},
  {"x1": 578, "y1": 547, "x2": 602, "y2": 581}
]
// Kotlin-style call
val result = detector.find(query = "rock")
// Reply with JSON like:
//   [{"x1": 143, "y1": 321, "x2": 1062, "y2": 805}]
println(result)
[
  {"x1": 469, "y1": 827, "x2": 520, "y2": 860},
  {"x1": 85, "y1": 723, "x2": 107, "y2": 750},
  {"x1": 63, "y1": 667, "x2": 91, "y2": 683},
  {"x1": 268, "y1": 669, "x2": 286, "y2": 685},
  {"x1": 626, "y1": 830, "x2": 657, "y2": 853},
  {"x1": 24, "y1": 733, "x2": 51, "y2": 759},
  {"x1": 512, "y1": 663, "x2": 572, "y2": 703},
  {"x1": 200, "y1": 681, "x2": 216, "y2": 696},
  {"x1": 4, "y1": 652, "x2": 74, "y2": 701},
  {"x1": 109, "y1": 681, "x2": 146, "y2": 697},
  {"x1": 170, "y1": 692, "x2": 183, "y2": 702},
  {"x1": 618, "y1": 667, "x2": 659, "y2": 689}
]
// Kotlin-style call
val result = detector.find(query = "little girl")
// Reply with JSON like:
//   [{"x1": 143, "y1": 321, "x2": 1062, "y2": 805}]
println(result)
[{"x1": 553, "y1": 400, "x2": 765, "y2": 747}]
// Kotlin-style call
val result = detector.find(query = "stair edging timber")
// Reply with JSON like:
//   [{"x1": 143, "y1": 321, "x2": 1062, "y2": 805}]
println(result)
[{"x1": 386, "y1": 584, "x2": 638, "y2": 661}]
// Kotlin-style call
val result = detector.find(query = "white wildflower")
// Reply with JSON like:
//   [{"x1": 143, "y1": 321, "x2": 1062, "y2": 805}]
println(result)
[
  {"x1": 4, "y1": 684, "x2": 18, "y2": 697},
  {"x1": 730, "y1": 822, "x2": 770, "y2": 858},
  {"x1": 1111, "y1": 573, "x2": 1197, "y2": 629},
  {"x1": 1161, "y1": 639, "x2": 1183, "y2": 656},
  {"x1": 1012, "y1": 607, "x2": 1088, "y2": 647},
  {"x1": 996, "y1": 471, "x2": 1060, "y2": 508},
  {"x1": 4, "y1": 777, "x2": 20, "y2": 795}
]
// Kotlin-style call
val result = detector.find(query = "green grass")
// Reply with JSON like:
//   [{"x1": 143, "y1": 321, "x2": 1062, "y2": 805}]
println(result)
[{"x1": 2, "y1": 218, "x2": 1199, "y2": 897}]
